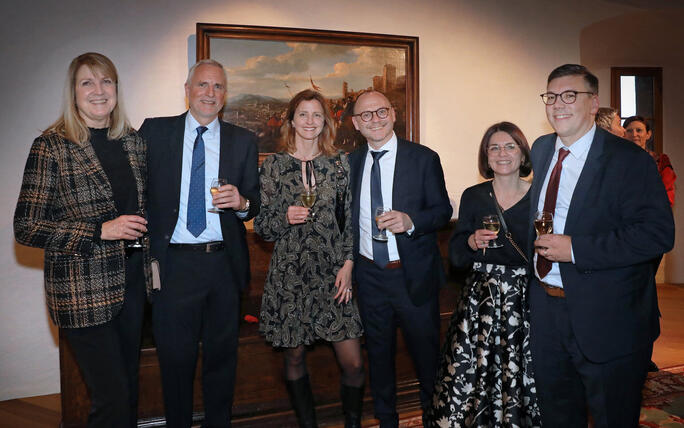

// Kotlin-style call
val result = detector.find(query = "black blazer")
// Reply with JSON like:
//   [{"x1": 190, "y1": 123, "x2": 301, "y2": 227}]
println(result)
[
  {"x1": 350, "y1": 138, "x2": 453, "y2": 306},
  {"x1": 528, "y1": 127, "x2": 674, "y2": 362},
  {"x1": 140, "y1": 112, "x2": 260, "y2": 290}
]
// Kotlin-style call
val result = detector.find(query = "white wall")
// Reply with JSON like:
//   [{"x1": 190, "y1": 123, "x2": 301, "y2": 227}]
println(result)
[
  {"x1": 0, "y1": 0, "x2": 640, "y2": 399},
  {"x1": 580, "y1": 7, "x2": 684, "y2": 284}
]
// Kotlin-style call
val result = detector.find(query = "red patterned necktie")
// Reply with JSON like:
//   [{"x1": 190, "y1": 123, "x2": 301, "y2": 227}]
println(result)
[{"x1": 537, "y1": 148, "x2": 570, "y2": 278}]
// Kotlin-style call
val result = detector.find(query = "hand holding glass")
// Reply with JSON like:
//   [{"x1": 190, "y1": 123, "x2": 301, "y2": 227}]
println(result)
[
  {"x1": 125, "y1": 210, "x2": 147, "y2": 249},
  {"x1": 300, "y1": 185, "x2": 317, "y2": 221},
  {"x1": 209, "y1": 178, "x2": 227, "y2": 213},
  {"x1": 481, "y1": 215, "x2": 503, "y2": 248},
  {"x1": 373, "y1": 207, "x2": 392, "y2": 241}
]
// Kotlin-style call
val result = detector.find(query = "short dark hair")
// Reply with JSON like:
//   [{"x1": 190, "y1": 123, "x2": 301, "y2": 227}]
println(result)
[
  {"x1": 478, "y1": 122, "x2": 532, "y2": 179},
  {"x1": 623, "y1": 115, "x2": 651, "y2": 132},
  {"x1": 547, "y1": 64, "x2": 598, "y2": 94}
]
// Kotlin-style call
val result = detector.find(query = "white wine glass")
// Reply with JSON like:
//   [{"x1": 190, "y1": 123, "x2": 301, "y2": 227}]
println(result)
[
  {"x1": 482, "y1": 215, "x2": 503, "y2": 248},
  {"x1": 534, "y1": 211, "x2": 554, "y2": 237},
  {"x1": 300, "y1": 184, "x2": 317, "y2": 221},
  {"x1": 373, "y1": 207, "x2": 391, "y2": 242},
  {"x1": 208, "y1": 178, "x2": 227, "y2": 213}
]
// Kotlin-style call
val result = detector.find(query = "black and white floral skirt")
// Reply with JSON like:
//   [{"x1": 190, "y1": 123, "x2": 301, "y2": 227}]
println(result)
[{"x1": 425, "y1": 262, "x2": 541, "y2": 427}]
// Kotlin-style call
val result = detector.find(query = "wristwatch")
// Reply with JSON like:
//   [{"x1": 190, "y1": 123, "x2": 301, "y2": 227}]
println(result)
[{"x1": 239, "y1": 198, "x2": 250, "y2": 212}]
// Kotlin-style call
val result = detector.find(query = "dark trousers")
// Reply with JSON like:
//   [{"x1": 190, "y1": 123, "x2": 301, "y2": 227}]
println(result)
[
  {"x1": 63, "y1": 250, "x2": 146, "y2": 428},
  {"x1": 152, "y1": 247, "x2": 240, "y2": 428},
  {"x1": 529, "y1": 283, "x2": 652, "y2": 428},
  {"x1": 356, "y1": 257, "x2": 440, "y2": 428}
]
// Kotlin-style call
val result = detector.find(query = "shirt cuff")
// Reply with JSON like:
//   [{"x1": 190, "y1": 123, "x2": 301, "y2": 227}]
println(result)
[
  {"x1": 236, "y1": 210, "x2": 248, "y2": 219},
  {"x1": 570, "y1": 244, "x2": 575, "y2": 264},
  {"x1": 406, "y1": 224, "x2": 415, "y2": 236}
]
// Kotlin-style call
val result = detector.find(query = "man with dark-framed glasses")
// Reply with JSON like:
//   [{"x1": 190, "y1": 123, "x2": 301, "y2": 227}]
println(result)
[
  {"x1": 348, "y1": 90, "x2": 452, "y2": 427},
  {"x1": 527, "y1": 64, "x2": 673, "y2": 427}
]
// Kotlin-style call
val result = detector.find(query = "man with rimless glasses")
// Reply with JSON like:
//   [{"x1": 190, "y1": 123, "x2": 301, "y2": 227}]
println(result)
[
  {"x1": 348, "y1": 90, "x2": 452, "y2": 427},
  {"x1": 527, "y1": 64, "x2": 673, "y2": 427}
]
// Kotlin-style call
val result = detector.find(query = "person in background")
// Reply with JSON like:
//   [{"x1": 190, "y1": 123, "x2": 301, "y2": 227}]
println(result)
[
  {"x1": 623, "y1": 115, "x2": 676, "y2": 206},
  {"x1": 349, "y1": 90, "x2": 452, "y2": 428},
  {"x1": 14, "y1": 52, "x2": 150, "y2": 427},
  {"x1": 529, "y1": 64, "x2": 673, "y2": 428},
  {"x1": 426, "y1": 122, "x2": 541, "y2": 427},
  {"x1": 595, "y1": 107, "x2": 625, "y2": 137},
  {"x1": 255, "y1": 89, "x2": 364, "y2": 428},
  {"x1": 140, "y1": 59, "x2": 260, "y2": 428}
]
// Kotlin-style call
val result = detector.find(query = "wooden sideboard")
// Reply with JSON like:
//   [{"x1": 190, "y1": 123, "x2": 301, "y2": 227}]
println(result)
[{"x1": 59, "y1": 224, "x2": 460, "y2": 427}]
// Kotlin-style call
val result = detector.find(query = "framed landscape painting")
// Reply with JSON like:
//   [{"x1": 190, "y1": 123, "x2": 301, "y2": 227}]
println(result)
[{"x1": 196, "y1": 23, "x2": 419, "y2": 162}]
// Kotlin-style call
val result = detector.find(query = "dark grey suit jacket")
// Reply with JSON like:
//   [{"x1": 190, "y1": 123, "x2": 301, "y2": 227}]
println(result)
[{"x1": 140, "y1": 112, "x2": 260, "y2": 290}]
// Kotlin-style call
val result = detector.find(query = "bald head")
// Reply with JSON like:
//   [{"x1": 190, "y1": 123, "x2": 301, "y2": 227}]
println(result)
[{"x1": 352, "y1": 91, "x2": 396, "y2": 149}]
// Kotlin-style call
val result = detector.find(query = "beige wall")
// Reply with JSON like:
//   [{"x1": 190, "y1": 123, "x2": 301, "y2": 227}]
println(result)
[
  {"x1": 0, "y1": 0, "x2": 650, "y2": 399},
  {"x1": 580, "y1": 8, "x2": 684, "y2": 284}
]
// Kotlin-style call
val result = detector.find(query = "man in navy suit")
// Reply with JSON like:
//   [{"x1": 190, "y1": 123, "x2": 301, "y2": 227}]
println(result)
[
  {"x1": 528, "y1": 64, "x2": 674, "y2": 427},
  {"x1": 349, "y1": 91, "x2": 452, "y2": 427},
  {"x1": 140, "y1": 59, "x2": 260, "y2": 428}
]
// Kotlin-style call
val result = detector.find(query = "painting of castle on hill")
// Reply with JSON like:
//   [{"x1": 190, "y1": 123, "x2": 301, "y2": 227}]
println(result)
[{"x1": 198, "y1": 25, "x2": 417, "y2": 157}]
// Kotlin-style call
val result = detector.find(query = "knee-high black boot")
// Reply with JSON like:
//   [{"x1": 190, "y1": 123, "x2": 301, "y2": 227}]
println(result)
[
  {"x1": 286, "y1": 375, "x2": 318, "y2": 428},
  {"x1": 341, "y1": 383, "x2": 364, "y2": 428}
]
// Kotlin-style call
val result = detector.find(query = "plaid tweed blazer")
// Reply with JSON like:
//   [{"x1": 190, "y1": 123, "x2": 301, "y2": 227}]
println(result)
[{"x1": 14, "y1": 130, "x2": 152, "y2": 328}]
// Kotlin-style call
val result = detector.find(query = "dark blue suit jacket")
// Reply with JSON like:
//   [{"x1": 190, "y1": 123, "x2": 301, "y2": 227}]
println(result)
[
  {"x1": 350, "y1": 138, "x2": 452, "y2": 306},
  {"x1": 528, "y1": 126, "x2": 674, "y2": 362},
  {"x1": 139, "y1": 112, "x2": 260, "y2": 290}
]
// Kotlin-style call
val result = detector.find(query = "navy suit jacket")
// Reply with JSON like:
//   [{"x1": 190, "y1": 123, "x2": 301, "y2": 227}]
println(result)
[
  {"x1": 528, "y1": 126, "x2": 674, "y2": 362},
  {"x1": 350, "y1": 138, "x2": 453, "y2": 306},
  {"x1": 139, "y1": 112, "x2": 260, "y2": 290}
]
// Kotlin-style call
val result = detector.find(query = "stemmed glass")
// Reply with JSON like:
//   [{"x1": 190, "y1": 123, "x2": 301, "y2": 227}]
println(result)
[
  {"x1": 208, "y1": 178, "x2": 227, "y2": 213},
  {"x1": 373, "y1": 207, "x2": 392, "y2": 242},
  {"x1": 125, "y1": 210, "x2": 147, "y2": 249},
  {"x1": 534, "y1": 211, "x2": 554, "y2": 237},
  {"x1": 300, "y1": 184, "x2": 317, "y2": 221},
  {"x1": 482, "y1": 215, "x2": 503, "y2": 248}
]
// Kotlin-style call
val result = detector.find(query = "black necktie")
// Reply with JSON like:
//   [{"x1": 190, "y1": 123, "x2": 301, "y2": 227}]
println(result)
[{"x1": 371, "y1": 150, "x2": 389, "y2": 268}]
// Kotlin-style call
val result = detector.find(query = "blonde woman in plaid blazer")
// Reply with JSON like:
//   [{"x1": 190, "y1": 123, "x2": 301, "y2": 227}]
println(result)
[{"x1": 14, "y1": 52, "x2": 151, "y2": 428}]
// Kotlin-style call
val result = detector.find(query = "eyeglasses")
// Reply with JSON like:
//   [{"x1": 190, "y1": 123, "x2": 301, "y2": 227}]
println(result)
[
  {"x1": 540, "y1": 90, "x2": 595, "y2": 105},
  {"x1": 487, "y1": 143, "x2": 518, "y2": 154},
  {"x1": 352, "y1": 107, "x2": 391, "y2": 122}
]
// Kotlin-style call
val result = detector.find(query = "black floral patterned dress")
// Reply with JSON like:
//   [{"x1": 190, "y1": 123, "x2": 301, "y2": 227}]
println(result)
[
  {"x1": 426, "y1": 181, "x2": 541, "y2": 427},
  {"x1": 254, "y1": 151, "x2": 363, "y2": 348}
]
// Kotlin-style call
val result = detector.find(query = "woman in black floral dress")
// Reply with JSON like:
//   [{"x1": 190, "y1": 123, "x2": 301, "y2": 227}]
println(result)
[
  {"x1": 426, "y1": 122, "x2": 541, "y2": 427},
  {"x1": 254, "y1": 90, "x2": 364, "y2": 428}
]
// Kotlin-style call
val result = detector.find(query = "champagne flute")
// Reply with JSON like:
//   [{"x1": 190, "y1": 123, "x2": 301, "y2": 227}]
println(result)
[
  {"x1": 534, "y1": 211, "x2": 554, "y2": 237},
  {"x1": 373, "y1": 207, "x2": 391, "y2": 242},
  {"x1": 300, "y1": 184, "x2": 317, "y2": 221},
  {"x1": 482, "y1": 215, "x2": 503, "y2": 248},
  {"x1": 208, "y1": 178, "x2": 227, "y2": 213}
]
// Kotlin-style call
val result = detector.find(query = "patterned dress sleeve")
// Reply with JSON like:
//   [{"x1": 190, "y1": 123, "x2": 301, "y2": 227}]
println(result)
[
  {"x1": 14, "y1": 135, "x2": 98, "y2": 255},
  {"x1": 340, "y1": 153, "x2": 354, "y2": 262},
  {"x1": 254, "y1": 154, "x2": 289, "y2": 242}
]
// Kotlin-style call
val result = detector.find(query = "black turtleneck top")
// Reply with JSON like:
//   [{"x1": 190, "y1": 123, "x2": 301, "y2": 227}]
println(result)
[{"x1": 89, "y1": 128, "x2": 138, "y2": 215}]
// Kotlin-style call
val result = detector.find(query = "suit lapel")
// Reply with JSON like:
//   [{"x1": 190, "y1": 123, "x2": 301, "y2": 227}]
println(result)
[
  {"x1": 72, "y1": 137, "x2": 116, "y2": 214},
  {"x1": 168, "y1": 113, "x2": 188, "y2": 211},
  {"x1": 564, "y1": 129, "x2": 606, "y2": 233},
  {"x1": 218, "y1": 121, "x2": 233, "y2": 183},
  {"x1": 530, "y1": 135, "x2": 556, "y2": 213},
  {"x1": 121, "y1": 132, "x2": 144, "y2": 213},
  {"x1": 392, "y1": 139, "x2": 408, "y2": 210}
]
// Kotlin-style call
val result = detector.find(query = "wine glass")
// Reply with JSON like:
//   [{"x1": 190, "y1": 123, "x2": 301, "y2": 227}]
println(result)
[
  {"x1": 125, "y1": 210, "x2": 147, "y2": 249},
  {"x1": 534, "y1": 211, "x2": 554, "y2": 237},
  {"x1": 373, "y1": 207, "x2": 391, "y2": 241},
  {"x1": 482, "y1": 215, "x2": 503, "y2": 248},
  {"x1": 208, "y1": 178, "x2": 227, "y2": 213},
  {"x1": 300, "y1": 184, "x2": 317, "y2": 221}
]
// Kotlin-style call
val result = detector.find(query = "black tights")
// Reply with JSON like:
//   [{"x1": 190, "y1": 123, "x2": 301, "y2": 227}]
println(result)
[{"x1": 284, "y1": 338, "x2": 364, "y2": 387}]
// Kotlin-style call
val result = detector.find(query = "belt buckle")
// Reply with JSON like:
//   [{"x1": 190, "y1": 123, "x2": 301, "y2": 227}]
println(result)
[{"x1": 205, "y1": 243, "x2": 214, "y2": 253}]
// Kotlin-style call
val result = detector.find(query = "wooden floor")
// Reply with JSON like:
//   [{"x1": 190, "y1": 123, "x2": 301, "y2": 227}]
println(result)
[{"x1": 2, "y1": 283, "x2": 683, "y2": 428}]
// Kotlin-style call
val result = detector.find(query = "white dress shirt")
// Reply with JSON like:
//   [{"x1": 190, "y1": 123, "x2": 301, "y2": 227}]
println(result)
[
  {"x1": 171, "y1": 113, "x2": 223, "y2": 243},
  {"x1": 535, "y1": 124, "x2": 596, "y2": 287},
  {"x1": 359, "y1": 133, "x2": 401, "y2": 262}
]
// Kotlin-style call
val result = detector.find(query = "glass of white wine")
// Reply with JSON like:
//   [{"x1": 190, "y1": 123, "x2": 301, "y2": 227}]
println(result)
[
  {"x1": 300, "y1": 185, "x2": 317, "y2": 221},
  {"x1": 208, "y1": 178, "x2": 227, "y2": 213},
  {"x1": 482, "y1": 215, "x2": 503, "y2": 248},
  {"x1": 373, "y1": 207, "x2": 392, "y2": 241},
  {"x1": 534, "y1": 211, "x2": 554, "y2": 237}
]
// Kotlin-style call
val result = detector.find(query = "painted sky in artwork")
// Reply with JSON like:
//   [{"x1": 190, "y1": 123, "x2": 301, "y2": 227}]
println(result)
[{"x1": 211, "y1": 38, "x2": 406, "y2": 100}]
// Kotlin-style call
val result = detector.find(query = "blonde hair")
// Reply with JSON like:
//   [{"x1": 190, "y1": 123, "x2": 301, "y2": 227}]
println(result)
[
  {"x1": 44, "y1": 52, "x2": 131, "y2": 143},
  {"x1": 280, "y1": 90, "x2": 337, "y2": 156}
]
